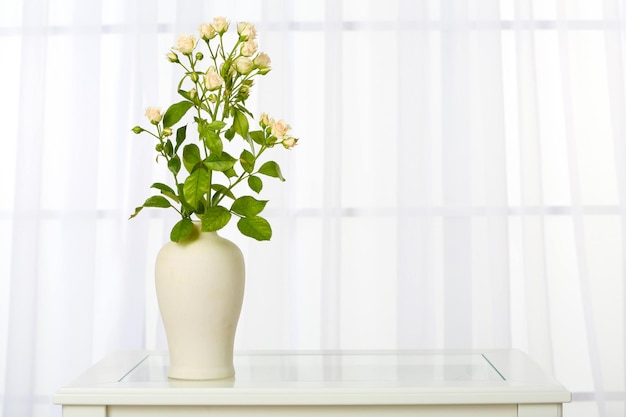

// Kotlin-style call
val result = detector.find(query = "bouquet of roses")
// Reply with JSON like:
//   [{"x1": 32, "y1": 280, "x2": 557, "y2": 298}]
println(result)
[{"x1": 131, "y1": 17, "x2": 298, "y2": 242}]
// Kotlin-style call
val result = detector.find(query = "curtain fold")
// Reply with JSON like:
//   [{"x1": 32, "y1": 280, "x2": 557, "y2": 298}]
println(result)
[
  {"x1": 320, "y1": 0, "x2": 343, "y2": 349},
  {"x1": 556, "y1": 2, "x2": 607, "y2": 413},
  {"x1": 4, "y1": 0, "x2": 49, "y2": 415},
  {"x1": 604, "y1": 1, "x2": 626, "y2": 415},
  {"x1": 1, "y1": 1, "x2": 625, "y2": 416},
  {"x1": 514, "y1": 0, "x2": 556, "y2": 373}
]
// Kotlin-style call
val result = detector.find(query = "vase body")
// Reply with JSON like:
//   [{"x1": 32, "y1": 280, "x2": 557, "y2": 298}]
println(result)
[{"x1": 155, "y1": 223, "x2": 245, "y2": 380}]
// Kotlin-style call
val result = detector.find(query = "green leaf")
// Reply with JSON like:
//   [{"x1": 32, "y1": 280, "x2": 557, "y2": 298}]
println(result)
[
  {"x1": 248, "y1": 175, "x2": 263, "y2": 193},
  {"x1": 174, "y1": 125, "x2": 187, "y2": 152},
  {"x1": 164, "y1": 140, "x2": 173, "y2": 157},
  {"x1": 211, "y1": 184, "x2": 235, "y2": 201},
  {"x1": 178, "y1": 89, "x2": 194, "y2": 102},
  {"x1": 177, "y1": 183, "x2": 195, "y2": 213},
  {"x1": 238, "y1": 105, "x2": 254, "y2": 118},
  {"x1": 249, "y1": 130, "x2": 266, "y2": 146},
  {"x1": 201, "y1": 206, "x2": 232, "y2": 232},
  {"x1": 163, "y1": 101, "x2": 194, "y2": 128},
  {"x1": 183, "y1": 167, "x2": 210, "y2": 209},
  {"x1": 204, "y1": 152, "x2": 237, "y2": 172},
  {"x1": 183, "y1": 144, "x2": 202, "y2": 173},
  {"x1": 170, "y1": 218, "x2": 194, "y2": 242},
  {"x1": 130, "y1": 195, "x2": 172, "y2": 219},
  {"x1": 231, "y1": 196, "x2": 268, "y2": 217},
  {"x1": 129, "y1": 205, "x2": 144, "y2": 219},
  {"x1": 143, "y1": 195, "x2": 172, "y2": 208},
  {"x1": 168, "y1": 155, "x2": 181, "y2": 176},
  {"x1": 233, "y1": 109, "x2": 249, "y2": 139},
  {"x1": 206, "y1": 130, "x2": 223, "y2": 155},
  {"x1": 225, "y1": 127, "x2": 236, "y2": 141},
  {"x1": 240, "y1": 149, "x2": 255, "y2": 173},
  {"x1": 151, "y1": 182, "x2": 179, "y2": 202},
  {"x1": 237, "y1": 216, "x2": 272, "y2": 241},
  {"x1": 258, "y1": 161, "x2": 285, "y2": 181},
  {"x1": 206, "y1": 120, "x2": 227, "y2": 131}
]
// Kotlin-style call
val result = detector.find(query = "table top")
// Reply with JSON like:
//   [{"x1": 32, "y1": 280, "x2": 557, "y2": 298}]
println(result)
[{"x1": 53, "y1": 349, "x2": 571, "y2": 406}]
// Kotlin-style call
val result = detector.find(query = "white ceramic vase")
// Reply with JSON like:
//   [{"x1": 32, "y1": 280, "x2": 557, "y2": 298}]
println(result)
[{"x1": 155, "y1": 222, "x2": 245, "y2": 380}]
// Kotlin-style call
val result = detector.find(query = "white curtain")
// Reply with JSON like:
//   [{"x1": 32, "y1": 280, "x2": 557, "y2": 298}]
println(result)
[{"x1": 1, "y1": 0, "x2": 625, "y2": 416}]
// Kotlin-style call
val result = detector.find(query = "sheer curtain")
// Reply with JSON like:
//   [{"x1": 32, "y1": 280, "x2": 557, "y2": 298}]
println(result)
[{"x1": 1, "y1": 0, "x2": 625, "y2": 416}]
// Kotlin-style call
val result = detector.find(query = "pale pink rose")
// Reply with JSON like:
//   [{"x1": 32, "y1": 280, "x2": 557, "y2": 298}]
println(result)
[
  {"x1": 212, "y1": 17, "x2": 229, "y2": 34},
  {"x1": 145, "y1": 107, "x2": 163, "y2": 124},
  {"x1": 205, "y1": 66, "x2": 224, "y2": 91},
  {"x1": 174, "y1": 34, "x2": 196, "y2": 54},
  {"x1": 240, "y1": 40, "x2": 258, "y2": 57},
  {"x1": 234, "y1": 56, "x2": 253, "y2": 75},
  {"x1": 270, "y1": 119, "x2": 291, "y2": 139},
  {"x1": 199, "y1": 23, "x2": 217, "y2": 40},
  {"x1": 237, "y1": 22, "x2": 257, "y2": 40},
  {"x1": 282, "y1": 137, "x2": 297, "y2": 149}
]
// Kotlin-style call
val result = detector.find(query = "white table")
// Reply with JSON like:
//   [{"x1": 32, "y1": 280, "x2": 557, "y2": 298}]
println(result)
[{"x1": 54, "y1": 349, "x2": 571, "y2": 417}]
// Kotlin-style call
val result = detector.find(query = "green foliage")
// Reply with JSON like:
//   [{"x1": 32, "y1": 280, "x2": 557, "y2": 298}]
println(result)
[
  {"x1": 237, "y1": 216, "x2": 272, "y2": 241},
  {"x1": 201, "y1": 206, "x2": 232, "y2": 232},
  {"x1": 170, "y1": 218, "x2": 194, "y2": 242},
  {"x1": 231, "y1": 196, "x2": 267, "y2": 217},
  {"x1": 163, "y1": 101, "x2": 194, "y2": 128},
  {"x1": 247, "y1": 176, "x2": 263, "y2": 193},
  {"x1": 130, "y1": 19, "x2": 299, "y2": 241},
  {"x1": 258, "y1": 161, "x2": 285, "y2": 181}
]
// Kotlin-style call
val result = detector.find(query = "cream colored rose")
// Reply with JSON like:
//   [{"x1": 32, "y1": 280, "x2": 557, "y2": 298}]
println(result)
[
  {"x1": 212, "y1": 17, "x2": 229, "y2": 34},
  {"x1": 166, "y1": 51, "x2": 179, "y2": 63},
  {"x1": 259, "y1": 112, "x2": 270, "y2": 128},
  {"x1": 240, "y1": 40, "x2": 258, "y2": 57},
  {"x1": 253, "y1": 52, "x2": 271, "y2": 69},
  {"x1": 175, "y1": 35, "x2": 196, "y2": 54},
  {"x1": 270, "y1": 119, "x2": 291, "y2": 139},
  {"x1": 234, "y1": 56, "x2": 253, "y2": 74},
  {"x1": 205, "y1": 66, "x2": 224, "y2": 91},
  {"x1": 237, "y1": 22, "x2": 257, "y2": 40},
  {"x1": 145, "y1": 107, "x2": 163, "y2": 124},
  {"x1": 199, "y1": 23, "x2": 216, "y2": 40},
  {"x1": 282, "y1": 137, "x2": 297, "y2": 149}
]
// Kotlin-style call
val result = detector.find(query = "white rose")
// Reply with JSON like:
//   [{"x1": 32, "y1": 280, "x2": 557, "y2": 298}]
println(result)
[
  {"x1": 253, "y1": 52, "x2": 271, "y2": 69},
  {"x1": 145, "y1": 107, "x2": 163, "y2": 124},
  {"x1": 175, "y1": 34, "x2": 196, "y2": 54},
  {"x1": 199, "y1": 23, "x2": 216, "y2": 40},
  {"x1": 237, "y1": 22, "x2": 257, "y2": 40},
  {"x1": 240, "y1": 40, "x2": 258, "y2": 57},
  {"x1": 212, "y1": 17, "x2": 229, "y2": 34},
  {"x1": 205, "y1": 66, "x2": 224, "y2": 91},
  {"x1": 270, "y1": 119, "x2": 291, "y2": 139},
  {"x1": 234, "y1": 56, "x2": 253, "y2": 75}
]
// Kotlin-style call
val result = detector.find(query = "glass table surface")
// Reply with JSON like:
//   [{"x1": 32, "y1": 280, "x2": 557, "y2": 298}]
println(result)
[
  {"x1": 120, "y1": 351, "x2": 505, "y2": 387},
  {"x1": 54, "y1": 350, "x2": 571, "y2": 408}
]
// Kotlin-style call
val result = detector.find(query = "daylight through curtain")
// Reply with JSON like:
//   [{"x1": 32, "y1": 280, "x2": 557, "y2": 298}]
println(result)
[{"x1": 1, "y1": 1, "x2": 625, "y2": 416}]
